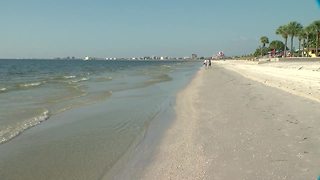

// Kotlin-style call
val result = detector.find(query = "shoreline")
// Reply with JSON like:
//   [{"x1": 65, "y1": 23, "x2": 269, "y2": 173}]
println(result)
[
  {"x1": 1, "y1": 60, "x2": 320, "y2": 179},
  {"x1": 102, "y1": 97, "x2": 177, "y2": 179},
  {"x1": 106, "y1": 68, "x2": 202, "y2": 179},
  {"x1": 136, "y1": 64, "x2": 320, "y2": 179},
  {"x1": 0, "y1": 61, "x2": 201, "y2": 180},
  {"x1": 139, "y1": 69, "x2": 208, "y2": 179}
]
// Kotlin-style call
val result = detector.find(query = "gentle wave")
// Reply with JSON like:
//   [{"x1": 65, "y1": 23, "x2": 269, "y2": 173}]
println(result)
[
  {"x1": 0, "y1": 110, "x2": 50, "y2": 144},
  {"x1": 64, "y1": 75, "x2": 76, "y2": 79},
  {"x1": 161, "y1": 65, "x2": 171, "y2": 68},
  {"x1": 70, "y1": 77, "x2": 90, "y2": 83},
  {"x1": 0, "y1": 89, "x2": 111, "y2": 145},
  {"x1": 18, "y1": 81, "x2": 44, "y2": 88},
  {"x1": 0, "y1": 88, "x2": 7, "y2": 92},
  {"x1": 49, "y1": 75, "x2": 77, "y2": 82}
]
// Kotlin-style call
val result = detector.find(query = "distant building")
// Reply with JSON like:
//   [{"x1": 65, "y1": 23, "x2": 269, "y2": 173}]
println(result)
[
  {"x1": 191, "y1": 54, "x2": 198, "y2": 60},
  {"x1": 83, "y1": 56, "x2": 91, "y2": 61},
  {"x1": 83, "y1": 56, "x2": 97, "y2": 60},
  {"x1": 216, "y1": 51, "x2": 225, "y2": 59}
]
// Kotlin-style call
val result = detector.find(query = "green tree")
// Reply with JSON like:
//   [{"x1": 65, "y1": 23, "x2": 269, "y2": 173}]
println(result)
[
  {"x1": 304, "y1": 25, "x2": 315, "y2": 57},
  {"x1": 269, "y1": 40, "x2": 286, "y2": 52},
  {"x1": 254, "y1": 47, "x2": 269, "y2": 57},
  {"x1": 298, "y1": 29, "x2": 307, "y2": 57},
  {"x1": 287, "y1": 21, "x2": 303, "y2": 56},
  {"x1": 276, "y1": 25, "x2": 289, "y2": 57},
  {"x1": 310, "y1": 20, "x2": 320, "y2": 57},
  {"x1": 260, "y1": 36, "x2": 269, "y2": 56},
  {"x1": 260, "y1": 36, "x2": 269, "y2": 47}
]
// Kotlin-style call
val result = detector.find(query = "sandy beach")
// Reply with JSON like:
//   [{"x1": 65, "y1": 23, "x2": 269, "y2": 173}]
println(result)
[
  {"x1": 138, "y1": 61, "x2": 320, "y2": 179},
  {"x1": 216, "y1": 60, "x2": 320, "y2": 102}
]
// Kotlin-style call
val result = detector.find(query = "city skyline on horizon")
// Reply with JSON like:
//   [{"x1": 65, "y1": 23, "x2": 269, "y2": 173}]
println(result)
[{"x1": 0, "y1": 0, "x2": 319, "y2": 59}]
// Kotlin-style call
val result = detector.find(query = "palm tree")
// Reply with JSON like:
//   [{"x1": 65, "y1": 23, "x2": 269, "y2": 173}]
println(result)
[
  {"x1": 276, "y1": 25, "x2": 289, "y2": 57},
  {"x1": 260, "y1": 36, "x2": 269, "y2": 56},
  {"x1": 298, "y1": 29, "x2": 307, "y2": 57},
  {"x1": 260, "y1": 36, "x2": 269, "y2": 47},
  {"x1": 304, "y1": 25, "x2": 314, "y2": 57},
  {"x1": 311, "y1": 20, "x2": 320, "y2": 57},
  {"x1": 269, "y1": 40, "x2": 285, "y2": 52},
  {"x1": 287, "y1": 21, "x2": 303, "y2": 56}
]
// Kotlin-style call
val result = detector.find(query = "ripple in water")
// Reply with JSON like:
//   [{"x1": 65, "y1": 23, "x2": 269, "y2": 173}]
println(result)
[{"x1": 17, "y1": 81, "x2": 44, "y2": 88}]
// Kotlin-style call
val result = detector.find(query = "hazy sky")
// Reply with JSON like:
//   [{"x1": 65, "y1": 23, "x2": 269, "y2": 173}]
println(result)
[{"x1": 0, "y1": 0, "x2": 319, "y2": 58}]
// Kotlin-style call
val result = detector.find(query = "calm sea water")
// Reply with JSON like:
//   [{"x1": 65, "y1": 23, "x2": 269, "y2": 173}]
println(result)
[{"x1": 0, "y1": 59, "x2": 200, "y2": 179}]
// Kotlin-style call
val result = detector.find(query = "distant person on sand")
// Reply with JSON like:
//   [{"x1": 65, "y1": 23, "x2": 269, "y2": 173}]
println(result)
[
  {"x1": 203, "y1": 59, "x2": 212, "y2": 69},
  {"x1": 203, "y1": 59, "x2": 208, "y2": 67}
]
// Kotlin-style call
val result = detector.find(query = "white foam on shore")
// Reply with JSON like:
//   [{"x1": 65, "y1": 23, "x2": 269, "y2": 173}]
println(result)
[{"x1": 0, "y1": 110, "x2": 50, "y2": 144}]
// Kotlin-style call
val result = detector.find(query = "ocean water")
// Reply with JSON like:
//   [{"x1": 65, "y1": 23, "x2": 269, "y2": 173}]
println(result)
[{"x1": 0, "y1": 59, "x2": 200, "y2": 179}]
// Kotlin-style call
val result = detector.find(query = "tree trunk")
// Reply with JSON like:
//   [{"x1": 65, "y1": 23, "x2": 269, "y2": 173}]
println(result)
[
  {"x1": 307, "y1": 36, "x2": 310, "y2": 57},
  {"x1": 284, "y1": 38, "x2": 288, "y2": 57},
  {"x1": 290, "y1": 35, "x2": 294, "y2": 57},
  {"x1": 302, "y1": 39, "x2": 305, "y2": 57},
  {"x1": 298, "y1": 39, "x2": 301, "y2": 57},
  {"x1": 316, "y1": 31, "x2": 319, "y2": 57}
]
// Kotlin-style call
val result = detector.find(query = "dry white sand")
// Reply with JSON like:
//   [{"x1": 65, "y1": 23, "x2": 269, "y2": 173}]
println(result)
[
  {"x1": 140, "y1": 64, "x2": 320, "y2": 180},
  {"x1": 215, "y1": 60, "x2": 320, "y2": 102}
]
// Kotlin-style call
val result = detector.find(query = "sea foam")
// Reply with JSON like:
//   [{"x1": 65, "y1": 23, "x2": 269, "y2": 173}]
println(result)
[
  {"x1": 0, "y1": 110, "x2": 50, "y2": 144},
  {"x1": 19, "y1": 82, "x2": 43, "y2": 88},
  {"x1": 63, "y1": 75, "x2": 76, "y2": 79},
  {"x1": 0, "y1": 88, "x2": 7, "y2": 92},
  {"x1": 70, "y1": 77, "x2": 90, "y2": 83}
]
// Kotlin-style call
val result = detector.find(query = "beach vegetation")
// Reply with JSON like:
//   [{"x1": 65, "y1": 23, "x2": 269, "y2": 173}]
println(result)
[
  {"x1": 259, "y1": 36, "x2": 269, "y2": 56},
  {"x1": 253, "y1": 40, "x2": 287, "y2": 58},
  {"x1": 245, "y1": 20, "x2": 320, "y2": 58},
  {"x1": 251, "y1": 20, "x2": 320, "y2": 58},
  {"x1": 310, "y1": 20, "x2": 320, "y2": 57},
  {"x1": 269, "y1": 40, "x2": 286, "y2": 52},
  {"x1": 298, "y1": 29, "x2": 307, "y2": 57},
  {"x1": 253, "y1": 47, "x2": 269, "y2": 57},
  {"x1": 260, "y1": 36, "x2": 269, "y2": 48},
  {"x1": 276, "y1": 25, "x2": 289, "y2": 57},
  {"x1": 304, "y1": 24, "x2": 315, "y2": 57},
  {"x1": 287, "y1": 21, "x2": 303, "y2": 55}
]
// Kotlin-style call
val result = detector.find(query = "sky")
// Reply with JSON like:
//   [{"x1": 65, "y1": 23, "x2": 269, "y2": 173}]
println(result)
[{"x1": 0, "y1": 0, "x2": 319, "y2": 58}]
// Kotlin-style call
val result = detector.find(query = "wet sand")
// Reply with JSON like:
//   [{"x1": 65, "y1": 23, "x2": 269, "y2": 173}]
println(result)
[{"x1": 139, "y1": 64, "x2": 320, "y2": 179}]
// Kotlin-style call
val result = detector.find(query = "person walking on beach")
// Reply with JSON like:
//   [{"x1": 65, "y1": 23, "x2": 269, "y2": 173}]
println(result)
[
  {"x1": 203, "y1": 59, "x2": 208, "y2": 67},
  {"x1": 203, "y1": 59, "x2": 212, "y2": 69}
]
